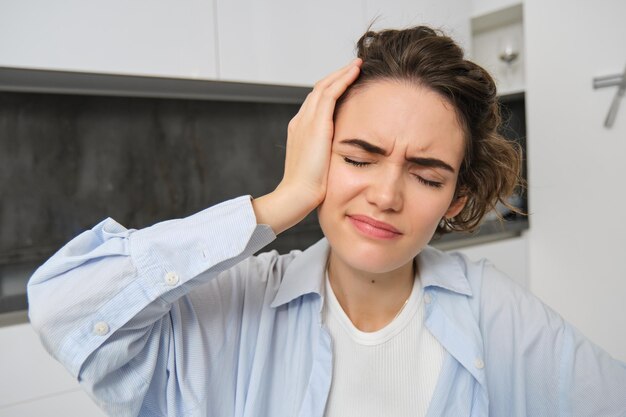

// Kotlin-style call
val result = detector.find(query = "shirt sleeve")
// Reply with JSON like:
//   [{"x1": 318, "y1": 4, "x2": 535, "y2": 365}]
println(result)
[
  {"x1": 27, "y1": 195, "x2": 277, "y2": 416},
  {"x1": 560, "y1": 320, "x2": 626, "y2": 417},
  {"x1": 476, "y1": 261, "x2": 626, "y2": 417}
]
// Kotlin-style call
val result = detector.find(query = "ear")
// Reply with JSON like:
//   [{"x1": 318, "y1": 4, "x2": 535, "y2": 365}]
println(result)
[{"x1": 444, "y1": 195, "x2": 467, "y2": 219}]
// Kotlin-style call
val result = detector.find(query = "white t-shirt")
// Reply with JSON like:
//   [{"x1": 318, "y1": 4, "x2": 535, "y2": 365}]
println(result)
[{"x1": 322, "y1": 270, "x2": 445, "y2": 417}]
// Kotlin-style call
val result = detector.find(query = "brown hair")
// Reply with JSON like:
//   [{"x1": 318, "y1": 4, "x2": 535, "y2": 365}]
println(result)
[{"x1": 337, "y1": 26, "x2": 523, "y2": 234}]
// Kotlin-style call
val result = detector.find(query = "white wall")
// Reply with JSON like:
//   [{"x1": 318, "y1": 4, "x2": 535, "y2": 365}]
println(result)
[{"x1": 525, "y1": 0, "x2": 626, "y2": 361}]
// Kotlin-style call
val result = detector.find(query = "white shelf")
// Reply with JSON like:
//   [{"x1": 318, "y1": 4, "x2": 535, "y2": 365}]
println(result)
[{"x1": 470, "y1": 2, "x2": 525, "y2": 95}]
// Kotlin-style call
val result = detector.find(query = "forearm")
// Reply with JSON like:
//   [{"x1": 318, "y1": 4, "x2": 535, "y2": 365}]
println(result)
[{"x1": 28, "y1": 196, "x2": 275, "y2": 377}]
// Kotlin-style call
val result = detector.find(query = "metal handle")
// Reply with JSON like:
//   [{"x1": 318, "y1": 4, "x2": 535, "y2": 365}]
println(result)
[
  {"x1": 593, "y1": 74, "x2": 623, "y2": 89},
  {"x1": 605, "y1": 89, "x2": 623, "y2": 128},
  {"x1": 594, "y1": 64, "x2": 626, "y2": 128}
]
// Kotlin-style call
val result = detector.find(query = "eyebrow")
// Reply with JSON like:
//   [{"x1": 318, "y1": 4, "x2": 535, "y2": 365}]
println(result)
[{"x1": 339, "y1": 138, "x2": 456, "y2": 173}]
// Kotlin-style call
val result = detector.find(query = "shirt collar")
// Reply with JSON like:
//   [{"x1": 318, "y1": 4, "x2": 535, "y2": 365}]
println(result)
[
  {"x1": 270, "y1": 238, "x2": 472, "y2": 308},
  {"x1": 418, "y1": 246, "x2": 473, "y2": 296},
  {"x1": 270, "y1": 238, "x2": 329, "y2": 308}
]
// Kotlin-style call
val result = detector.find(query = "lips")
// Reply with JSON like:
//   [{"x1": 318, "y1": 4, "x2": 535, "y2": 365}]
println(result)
[{"x1": 347, "y1": 214, "x2": 402, "y2": 239}]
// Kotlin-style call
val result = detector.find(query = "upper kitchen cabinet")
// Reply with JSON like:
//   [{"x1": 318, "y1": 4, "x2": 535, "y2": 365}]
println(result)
[
  {"x1": 1, "y1": 0, "x2": 473, "y2": 90},
  {"x1": 216, "y1": 0, "x2": 472, "y2": 87},
  {"x1": 216, "y1": 0, "x2": 365, "y2": 86},
  {"x1": 364, "y1": 0, "x2": 472, "y2": 53},
  {"x1": 0, "y1": 0, "x2": 218, "y2": 79}
]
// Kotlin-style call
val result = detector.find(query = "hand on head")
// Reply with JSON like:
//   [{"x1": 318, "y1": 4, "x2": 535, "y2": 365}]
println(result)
[{"x1": 252, "y1": 59, "x2": 362, "y2": 234}]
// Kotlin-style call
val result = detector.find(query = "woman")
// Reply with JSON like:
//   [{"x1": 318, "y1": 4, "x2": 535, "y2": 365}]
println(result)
[{"x1": 28, "y1": 26, "x2": 626, "y2": 417}]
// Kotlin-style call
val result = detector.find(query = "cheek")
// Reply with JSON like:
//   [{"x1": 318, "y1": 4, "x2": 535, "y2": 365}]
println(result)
[
  {"x1": 403, "y1": 187, "x2": 457, "y2": 229},
  {"x1": 421, "y1": 190, "x2": 455, "y2": 214},
  {"x1": 325, "y1": 158, "x2": 367, "y2": 200},
  {"x1": 318, "y1": 159, "x2": 366, "y2": 230}
]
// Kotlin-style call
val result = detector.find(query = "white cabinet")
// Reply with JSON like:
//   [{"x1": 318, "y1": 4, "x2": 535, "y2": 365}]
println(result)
[
  {"x1": 364, "y1": 0, "x2": 472, "y2": 52},
  {"x1": 0, "y1": 0, "x2": 472, "y2": 88},
  {"x1": 216, "y1": 0, "x2": 364, "y2": 86},
  {"x1": 0, "y1": 0, "x2": 218, "y2": 79},
  {"x1": 217, "y1": 0, "x2": 471, "y2": 86}
]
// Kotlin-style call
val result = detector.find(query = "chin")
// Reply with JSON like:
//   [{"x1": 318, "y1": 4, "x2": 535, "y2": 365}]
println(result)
[{"x1": 322, "y1": 226, "x2": 422, "y2": 274}]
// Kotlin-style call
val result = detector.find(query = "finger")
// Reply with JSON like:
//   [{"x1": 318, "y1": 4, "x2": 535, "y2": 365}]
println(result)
[
  {"x1": 324, "y1": 63, "x2": 362, "y2": 100},
  {"x1": 297, "y1": 59, "x2": 361, "y2": 118},
  {"x1": 314, "y1": 58, "x2": 362, "y2": 91},
  {"x1": 301, "y1": 60, "x2": 361, "y2": 121},
  {"x1": 293, "y1": 91, "x2": 314, "y2": 123},
  {"x1": 310, "y1": 64, "x2": 361, "y2": 122},
  {"x1": 290, "y1": 58, "x2": 361, "y2": 137}
]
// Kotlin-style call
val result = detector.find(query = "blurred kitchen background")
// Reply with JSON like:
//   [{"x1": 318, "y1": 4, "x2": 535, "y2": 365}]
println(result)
[{"x1": 0, "y1": 0, "x2": 625, "y2": 415}]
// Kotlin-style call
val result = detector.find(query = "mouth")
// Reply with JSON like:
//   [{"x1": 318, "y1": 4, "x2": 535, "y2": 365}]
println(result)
[{"x1": 347, "y1": 214, "x2": 402, "y2": 240}]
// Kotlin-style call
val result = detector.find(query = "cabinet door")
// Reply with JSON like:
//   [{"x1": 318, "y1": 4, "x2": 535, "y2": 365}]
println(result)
[
  {"x1": 364, "y1": 0, "x2": 472, "y2": 52},
  {"x1": 216, "y1": 0, "x2": 365, "y2": 86},
  {"x1": 0, "y1": 0, "x2": 218, "y2": 79}
]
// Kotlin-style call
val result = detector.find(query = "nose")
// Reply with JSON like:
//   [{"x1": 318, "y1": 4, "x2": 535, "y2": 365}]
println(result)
[{"x1": 364, "y1": 165, "x2": 404, "y2": 212}]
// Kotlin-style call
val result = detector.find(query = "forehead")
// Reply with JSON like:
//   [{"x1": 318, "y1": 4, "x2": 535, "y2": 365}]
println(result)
[{"x1": 334, "y1": 80, "x2": 466, "y2": 167}]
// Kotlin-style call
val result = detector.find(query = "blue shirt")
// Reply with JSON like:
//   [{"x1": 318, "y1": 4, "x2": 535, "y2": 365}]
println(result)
[{"x1": 28, "y1": 196, "x2": 626, "y2": 417}]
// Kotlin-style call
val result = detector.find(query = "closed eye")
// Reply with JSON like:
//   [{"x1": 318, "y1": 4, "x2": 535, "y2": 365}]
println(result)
[
  {"x1": 345, "y1": 156, "x2": 444, "y2": 189},
  {"x1": 343, "y1": 157, "x2": 370, "y2": 167},
  {"x1": 414, "y1": 175, "x2": 443, "y2": 189}
]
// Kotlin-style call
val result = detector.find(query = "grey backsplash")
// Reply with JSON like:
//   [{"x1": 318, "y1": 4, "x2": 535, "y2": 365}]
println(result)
[{"x1": 0, "y1": 91, "x2": 322, "y2": 270}]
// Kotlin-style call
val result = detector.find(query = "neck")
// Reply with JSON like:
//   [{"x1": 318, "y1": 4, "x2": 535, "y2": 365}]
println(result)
[{"x1": 327, "y1": 251, "x2": 416, "y2": 332}]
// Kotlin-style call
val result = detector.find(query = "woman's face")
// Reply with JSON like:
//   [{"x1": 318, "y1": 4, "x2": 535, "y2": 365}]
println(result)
[{"x1": 318, "y1": 80, "x2": 467, "y2": 274}]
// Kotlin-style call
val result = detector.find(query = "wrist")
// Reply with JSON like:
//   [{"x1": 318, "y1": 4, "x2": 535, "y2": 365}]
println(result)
[{"x1": 252, "y1": 186, "x2": 318, "y2": 235}]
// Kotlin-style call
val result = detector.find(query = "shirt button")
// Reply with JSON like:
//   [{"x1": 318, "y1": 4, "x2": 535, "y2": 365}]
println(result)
[
  {"x1": 93, "y1": 321, "x2": 110, "y2": 336},
  {"x1": 165, "y1": 272, "x2": 180, "y2": 286},
  {"x1": 423, "y1": 293, "x2": 432, "y2": 304},
  {"x1": 474, "y1": 358, "x2": 485, "y2": 369}
]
